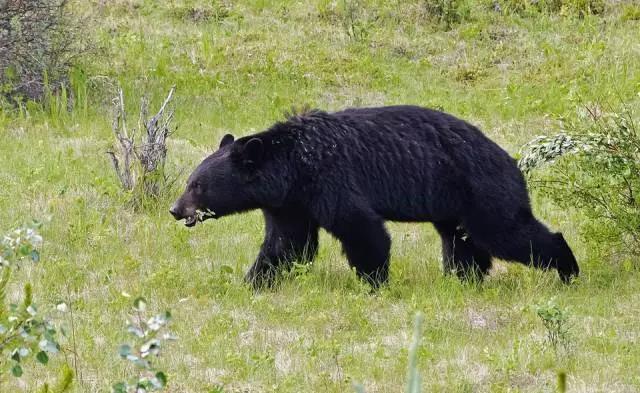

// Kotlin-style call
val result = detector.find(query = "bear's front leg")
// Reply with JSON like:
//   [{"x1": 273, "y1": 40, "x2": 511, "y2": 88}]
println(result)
[
  {"x1": 245, "y1": 209, "x2": 319, "y2": 289},
  {"x1": 328, "y1": 210, "x2": 391, "y2": 288}
]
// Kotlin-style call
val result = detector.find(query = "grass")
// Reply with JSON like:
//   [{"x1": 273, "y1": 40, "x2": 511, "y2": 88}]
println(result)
[{"x1": 1, "y1": 0, "x2": 640, "y2": 391}]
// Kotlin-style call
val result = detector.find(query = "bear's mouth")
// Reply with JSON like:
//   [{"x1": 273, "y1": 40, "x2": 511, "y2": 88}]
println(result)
[
  {"x1": 183, "y1": 209, "x2": 217, "y2": 227},
  {"x1": 184, "y1": 216, "x2": 197, "y2": 227}
]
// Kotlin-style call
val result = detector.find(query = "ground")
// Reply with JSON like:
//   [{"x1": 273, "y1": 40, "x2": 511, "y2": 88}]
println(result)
[{"x1": 0, "y1": 0, "x2": 639, "y2": 392}]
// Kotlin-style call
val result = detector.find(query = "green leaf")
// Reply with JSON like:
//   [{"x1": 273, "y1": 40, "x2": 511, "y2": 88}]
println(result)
[
  {"x1": 36, "y1": 351, "x2": 49, "y2": 365},
  {"x1": 118, "y1": 344, "x2": 132, "y2": 357},
  {"x1": 11, "y1": 364, "x2": 23, "y2": 377},
  {"x1": 133, "y1": 297, "x2": 147, "y2": 312},
  {"x1": 353, "y1": 382, "x2": 366, "y2": 393},
  {"x1": 140, "y1": 339, "x2": 160, "y2": 357},
  {"x1": 152, "y1": 371, "x2": 167, "y2": 388},
  {"x1": 220, "y1": 265, "x2": 233, "y2": 274},
  {"x1": 127, "y1": 325, "x2": 145, "y2": 337},
  {"x1": 131, "y1": 356, "x2": 150, "y2": 369},
  {"x1": 19, "y1": 244, "x2": 31, "y2": 257},
  {"x1": 111, "y1": 382, "x2": 127, "y2": 393},
  {"x1": 26, "y1": 304, "x2": 37, "y2": 316},
  {"x1": 39, "y1": 339, "x2": 60, "y2": 353}
]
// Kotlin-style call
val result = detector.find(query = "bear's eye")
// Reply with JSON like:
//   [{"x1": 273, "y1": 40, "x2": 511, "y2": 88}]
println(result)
[{"x1": 191, "y1": 181, "x2": 202, "y2": 191}]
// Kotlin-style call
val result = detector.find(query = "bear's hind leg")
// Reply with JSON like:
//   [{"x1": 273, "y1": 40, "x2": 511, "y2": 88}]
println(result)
[
  {"x1": 434, "y1": 221, "x2": 492, "y2": 281},
  {"x1": 245, "y1": 209, "x2": 319, "y2": 289}
]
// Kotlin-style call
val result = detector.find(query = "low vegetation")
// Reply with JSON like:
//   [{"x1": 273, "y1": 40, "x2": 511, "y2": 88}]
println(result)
[
  {"x1": 0, "y1": 224, "x2": 70, "y2": 391},
  {"x1": 108, "y1": 86, "x2": 177, "y2": 204},
  {"x1": 520, "y1": 104, "x2": 640, "y2": 259},
  {"x1": 1, "y1": 0, "x2": 639, "y2": 391},
  {"x1": 0, "y1": 0, "x2": 86, "y2": 105}
]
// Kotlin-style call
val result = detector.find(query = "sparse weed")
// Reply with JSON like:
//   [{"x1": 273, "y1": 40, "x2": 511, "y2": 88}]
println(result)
[
  {"x1": 497, "y1": 0, "x2": 605, "y2": 17},
  {"x1": 621, "y1": 4, "x2": 640, "y2": 21},
  {"x1": 423, "y1": 0, "x2": 472, "y2": 29},
  {"x1": 169, "y1": 1, "x2": 233, "y2": 23},
  {"x1": 535, "y1": 298, "x2": 571, "y2": 352},
  {"x1": 340, "y1": 0, "x2": 372, "y2": 42},
  {"x1": 112, "y1": 297, "x2": 175, "y2": 393}
]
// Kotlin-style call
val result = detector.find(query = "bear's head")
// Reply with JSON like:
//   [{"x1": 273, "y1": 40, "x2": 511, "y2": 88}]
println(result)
[{"x1": 170, "y1": 132, "x2": 287, "y2": 227}]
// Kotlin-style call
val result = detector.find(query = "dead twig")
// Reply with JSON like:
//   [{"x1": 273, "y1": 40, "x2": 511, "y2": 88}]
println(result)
[{"x1": 108, "y1": 86, "x2": 176, "y2": 198}]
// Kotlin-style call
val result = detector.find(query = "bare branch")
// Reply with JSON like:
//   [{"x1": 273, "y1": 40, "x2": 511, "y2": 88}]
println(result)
[{"x1": 107, "y1": 86, "x2": 177, "y2": 198}]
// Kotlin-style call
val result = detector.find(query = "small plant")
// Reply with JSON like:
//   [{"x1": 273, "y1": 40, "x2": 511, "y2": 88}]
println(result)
[
  {"x1": 621, "y1": 4, "x2": 640, "y2": 21},
  {"x1": 424, "y1": 0, "x2": 470, "y2": 29},
  {"x1": 112, "y1": 297, "x2": 176, "y2": 393},
  {"x1": 340, "y1": 0, "x2": 371, "y2": 42},
  {"x1": 170, "y1": 1, "x2": 232, "y2": 23},
  {"x1": 557, "y1": 370, "x2": 567, "y2": 392},
  {"x1": 535, "y1": 298, "x2": 571, "y2": 352},
  {"x1": 498, "y1": 0, "x2": 605, "y2": 17},
  {"x1": 108, "y1": 86, "x2": 177, "y2": 202},
  {"x1": 519, "y1": 103, "x2": 640, "y2": 258},
  {"x1": 405, "y1": 312, "x2": 424, "y2": 393},
  {"x1": 0, "y1": 224, "x2": 68, "y2": 390}
]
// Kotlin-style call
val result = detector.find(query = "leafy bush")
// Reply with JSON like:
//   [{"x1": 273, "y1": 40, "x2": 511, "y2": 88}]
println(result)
[
  {"x1": 519, "y1": 104, "x2": 640, "y2": 258},
  {"x1": 0, "y1": 224, "x2": 69, "y2": 390},
  {"x1": 0, "y1": 0, "x2": 86, "y2": 104},
  {"x1": 112, "y1": 297, "x2": 175, "y2": 393}
]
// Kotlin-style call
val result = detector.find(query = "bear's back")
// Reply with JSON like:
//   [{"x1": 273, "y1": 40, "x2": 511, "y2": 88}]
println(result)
[{"x1": 293, "y1": 105, "x2": 528, "y2": 221}]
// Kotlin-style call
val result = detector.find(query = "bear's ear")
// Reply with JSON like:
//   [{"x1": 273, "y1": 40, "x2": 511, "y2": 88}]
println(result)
[
  {"x1": 241, "y1": 138, "x2": 264, "y2": 167},
  {"x1": 219, "y1": 133, "x2": 235, "y2": 149}
]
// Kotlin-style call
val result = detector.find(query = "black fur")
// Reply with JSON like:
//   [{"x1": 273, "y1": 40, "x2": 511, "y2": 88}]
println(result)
[{"x1": 170, "y1": 105, "x2": 579, "y2": 288}]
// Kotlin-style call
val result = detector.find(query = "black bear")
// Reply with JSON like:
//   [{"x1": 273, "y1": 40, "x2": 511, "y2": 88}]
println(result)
[{"x1": 170, "y1": 106, "x2": 579, "y2": 288}]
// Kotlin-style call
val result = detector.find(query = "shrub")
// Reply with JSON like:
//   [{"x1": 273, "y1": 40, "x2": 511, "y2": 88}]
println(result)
[
  {"x1": 519, "y1": 103, "x2": 640, "y2": 258},
  {"x1": 0, "y1": 0, "x2": 86, "y2": 104},
  {"x1": 108, "y1": 87, "x2": 177, "y2": 203},
  {"x1": 0, "y1": 224, "x2": 70, "y2": 390}
]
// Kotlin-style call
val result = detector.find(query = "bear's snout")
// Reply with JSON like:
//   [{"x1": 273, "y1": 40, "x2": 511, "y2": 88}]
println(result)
[{"x1": 169, "y1": 203, "x2": 184, "y2": 220}]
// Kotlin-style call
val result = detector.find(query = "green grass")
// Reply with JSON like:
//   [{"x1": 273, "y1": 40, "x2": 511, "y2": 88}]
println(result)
[{"x1": 1, "y1": 0, "x2": 640, "y2": 391}]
